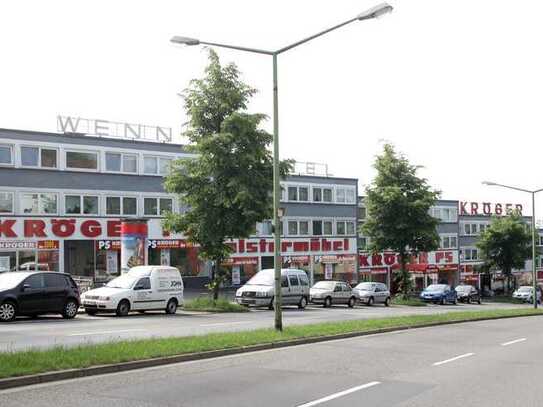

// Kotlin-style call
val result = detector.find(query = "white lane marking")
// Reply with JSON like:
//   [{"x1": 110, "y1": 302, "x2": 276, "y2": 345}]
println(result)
[
  {"x1": 501, "y1": 338, "x2": 527, "y2": 346},
  {"x1": 296, "y1": 381, "x2": 381, "y2": 407},
  {"x1": 433, "y1": 353, "x2": 475, "y2": 366},
  {"x1": 68, "y1": 329, "x2": 146, "y2": 336},
  {"x1": 200, "y1": 321, "x2": 253, "y2": 327}
]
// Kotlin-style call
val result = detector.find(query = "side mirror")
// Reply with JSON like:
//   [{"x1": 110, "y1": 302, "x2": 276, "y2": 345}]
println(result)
[{"x1": 22, "y1": 284, "x2": 31, "y2": 291}]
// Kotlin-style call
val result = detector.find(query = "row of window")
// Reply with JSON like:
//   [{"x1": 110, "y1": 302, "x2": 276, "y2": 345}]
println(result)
[
  {"x1": 461, "y1": 222, "x2": 490, "y2": 236},
  {"x1": 256, "y1": 218, "x2": 357, "y2": 237},
  {"x1": 0, "y1": 144, "x2": 178, "y2": 176},
  {"x1": 430, "y1": 207, "x2": 458, "y2": 223},
  {"x1": 461, "y1": 248, "x2": 479, "y2": 261},
  {"x1": 282, "y1": 184, "x2": 356, "y2": 205},
  {"x1": 0, "y1": 191, "x2": 174, "y2": 217}
]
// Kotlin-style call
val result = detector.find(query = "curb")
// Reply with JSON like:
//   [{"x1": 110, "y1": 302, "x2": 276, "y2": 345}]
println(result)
[{"x1": 0, "y1": 312, "x2": 540, "y2": 391}]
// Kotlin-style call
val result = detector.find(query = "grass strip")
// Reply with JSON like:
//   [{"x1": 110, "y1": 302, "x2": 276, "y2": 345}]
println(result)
[
  {"x1": 183, "y1": 297, "x2": 249, "y2": 313},
  {"x1": 391, "y1": 297, "x2": 427, "y2": 307},
  {"x1": 0, "y1": 308, "x2": 540, "y2": 379}
]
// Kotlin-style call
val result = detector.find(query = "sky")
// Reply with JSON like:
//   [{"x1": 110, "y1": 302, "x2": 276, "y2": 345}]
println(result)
[{"x1": 1, "y1": 0, "x2": 543, "y2": 220}]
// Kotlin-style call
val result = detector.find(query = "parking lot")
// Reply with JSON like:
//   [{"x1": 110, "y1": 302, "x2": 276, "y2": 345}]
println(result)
[{"x1": 0, "y1": 300, "x2": 528, "y2": 353}]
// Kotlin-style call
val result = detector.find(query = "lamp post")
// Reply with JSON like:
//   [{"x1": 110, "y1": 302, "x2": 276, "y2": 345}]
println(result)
[
  {"x1": 172, "y1": 3, "x2": 393, "y2": 330},
  {"x1": 482, "y1": 181, "x2": 543, "y2": 308}
]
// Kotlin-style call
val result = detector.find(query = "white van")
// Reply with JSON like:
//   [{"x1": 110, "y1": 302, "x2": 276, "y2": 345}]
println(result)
[
  {"x1": 235, "y1": 268, "x2": 310, "y2": 309},
  {"x1": 82, "y1": 266, "x2": 183, "y2": 316}
]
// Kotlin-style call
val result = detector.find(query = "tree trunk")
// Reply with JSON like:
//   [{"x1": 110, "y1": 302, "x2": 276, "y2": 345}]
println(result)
[
  {"x1": 213, "y1": 259, "x2": 221, "y2": 301},
  {"x1": 399, "y1": 253, "x2": 409, "y2": 299}
]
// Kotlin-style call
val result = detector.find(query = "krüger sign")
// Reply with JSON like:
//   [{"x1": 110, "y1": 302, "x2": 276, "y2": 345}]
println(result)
[
  {"x1": 459, "y1": 202, "x2": 523, "y2": 216},
  {"x1": 359, "y1": 250, "x2": 459, "y2": 272}
]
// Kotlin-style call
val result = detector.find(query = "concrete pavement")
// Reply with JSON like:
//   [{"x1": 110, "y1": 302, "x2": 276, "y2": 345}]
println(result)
[
  {"x1": 0, "y1": 315, "x2": 541, "y2": 406},
  {"x1": 0, "y1": 301, "x2": 529, "y2": 352}
]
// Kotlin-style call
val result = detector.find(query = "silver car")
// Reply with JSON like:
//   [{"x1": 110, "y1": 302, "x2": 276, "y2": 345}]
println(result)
[
  {"x1": 353, "y1": 282, "x2": 391, "y2": 306},
  {"x1": 310, "y1": 280, "x2": 356, "y2": 308}
]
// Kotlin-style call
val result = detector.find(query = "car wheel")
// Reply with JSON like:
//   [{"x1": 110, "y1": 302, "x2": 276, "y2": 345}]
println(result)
[
  {"x1": 467, "y1": 297, "x2": 471, "y2": 304},
  {"x1": 85, "y1": 309, "x2": 97, "y2": 316},
  {"x1": 453, "y1": 298, "x2": 457, "y2": 305},
  {"x1": 165, "y1": 299, "x2": 178, "y2": 314},
  {"x1": 384, "y1": 297, "x2": 391, "y2": 307},
  {"x1": 367, "y1": 297, "x2": 374, "y2": 306},
  {"x1": 298, "y1": 296, "x2": 307, "y2": 309},
  {"x1": 116, "y1": 300, "x2": 130, "y2": 317},
  {"x1": 348, "y1": 297, "x2": 355, "y2": 308},
  {"x1": 268, "y1": 297, "x2": 274, "y2": 310},
  {"x1": 440, "y1": 297, "x2": 445, "y2": 305},
  {"x1": 0, "y1": 301, "x2": 16, "y2": 322},
  {"x1": 478, "y1": 298, "x2": 482, "y2": 305},
  {"x1": 324, "y1": 297, "x2": 332, "y2": 308},
  {"x1": 62, "y1": 299, "x2": 79, "y2": 319}
]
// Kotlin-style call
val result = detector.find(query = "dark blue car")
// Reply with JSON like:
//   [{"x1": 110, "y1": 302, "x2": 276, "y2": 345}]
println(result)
[{"x1": 420, "y1": 284, "x2": 457, "y2": 305}]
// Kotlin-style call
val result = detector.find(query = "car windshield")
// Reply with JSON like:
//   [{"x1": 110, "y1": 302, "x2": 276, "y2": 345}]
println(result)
[
  {"x1": 0, "y1": 273, "x2": 27, "y2": 290},
  {"x1": 455, "y1": 286, "x2": 471, "y2": 292},
  {"x1": 246, "y1": 270, "x2": 274, "y2": 286},
  {"x1": 426, "y1": 284, "x2": 447, "y2": 292},
  {"x1": 106, "y1": 275, "x2": 139, "y2": 289},
  {"x1": 355, "y1": 283, "x2": 375, "y2": 291},
  {"x1": 312, "y1": 281, "x2": 335, "y2": 290},
  {"x1": 518, "y1": 287, "x2": 532, "y2": 292}
]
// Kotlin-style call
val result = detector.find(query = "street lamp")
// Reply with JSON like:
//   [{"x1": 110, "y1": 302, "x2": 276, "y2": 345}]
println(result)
[
  {"x1": 482, "y1": 181, "x2": 543, "y2": 308},
  {"x1": 172, "y1": 3, "x2": 393, "y2": 330}
]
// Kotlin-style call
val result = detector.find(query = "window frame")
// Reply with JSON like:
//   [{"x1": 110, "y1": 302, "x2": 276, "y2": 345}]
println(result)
[
  {"x1": 0, "y1": 191, "x2": 14, "y2": 214},
  {"x1": 143, "y1": 155, "x2": 175, "y2": 176},
  {"x1": 64, "y1": 194, "x2": 99, "y2": 216},
  {"x1": 105, "y1": 196, "x2": 139, "y2": 216},
  {"x1": 143, "y1": 197, "x2": 174, "y2": 217},
  {"x1": 65, "y1": 149, "x2": 99, "y2": 172},
  {"x1": 20, "y1": 192, "x2": 58, "y2": 215},
  {"x1": 0, "y1": 144, "x2": 14, "y2": 166},
  {"x1": 104, "y1": 151, "x2": 139, "y2": 174},
  {"x1": 20, "y1": 145, "x2": 58, "y2": 169}
]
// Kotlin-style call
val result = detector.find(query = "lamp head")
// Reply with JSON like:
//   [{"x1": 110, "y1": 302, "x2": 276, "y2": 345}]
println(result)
[
  {"x1": 358, "y1": 3, "x2": 393, "y2": 20},
  {"x1": 170, "y1": 36, "x2": 200, "y2": 46}
]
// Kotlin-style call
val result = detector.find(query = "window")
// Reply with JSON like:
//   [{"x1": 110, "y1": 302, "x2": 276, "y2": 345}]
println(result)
[
  {"x1": 44, "y1": 273, "x2": 68, "y2": 288},
  {"x1": 288, "y1": 221, "x2": 298, "y2": 235},
  {"x1": 337, "y1": 189, "x2": 345, "y2": 203},
  {"x1": 0, "y1": 192, "x2": 14, "y2": 213},
  {"x1": 21, "y1": 146, "x2": 57, "y2": 168},
  {"x1": 21, "y1": 193, "x2": 57, "y2": 214},
  {"x1": 337, "y1": 221, "x2": 346, "y2": 235},
  {"x1": 105, "y1": 152, "x2": 138, "y2": 173},
  {"x1": 144, "y1": 156, "x2": 173, "y2": 175},
  {"x1": 299, "y1": 274, "x2": 309, "y2": 286},
  {"x1": 0, "y1": 145, "x2": 13, "y2": 165},
  {"x1": 346, "y1": 189, "x2": 356, "y2": 204},
  {"x1": 64, "y1": 195, "x2": 98, "y2": 215},
  {"x1": 135, "y1": 277, "x2": 151, "y2": 290},
  {"x1": 66, "y1": 151, "x2": 98, "y2": 170},
  {"x1": 463, "y1": 223, "x2": 480, "y2": 236},
  {"x1": 358, "y1": 206, "x2": 367, "y2": 220},
  {"x1": 346, "y1": 221, "x2": 355, "y2": 235},
  {"x1": 106, "y1": 196, "x2": 138, "y2": 216},
  {"x1": 313, "y1": 188, "x2": 322, "y2": 202},
  {"x1": 144, "y1": 198, "x2": 173, "y2": 216},
  {"x1": 288, "y1": 275, "x2": 299, "y2": 286},
  {"x1": 323, "y1": 188, "x2": 333, "y2": 202},
  {"x1": 441, "y1": 235, "x2": 457, "y2": 249},
  {"x1": 24, "y1": 274, "x2": 44, "y2": 289},
  {"x1": 462, "y1": 248, "x2": 479, "y2": 261},
  {"x1": 299, "y1": 187, "x2": 309, "y2": 201},
  {"x1": 256, "y1": 220, "x2": 273, "y2": 236},
  {"x1": 313, "y1": 220, "x2": 322, "y2": 235},
  {"x1": 431, "y1": 207, "x2": 458, "y2": 222},
  {"x1": 288, "y1": 187, "x2": 298, "y2": 201},
  {"x1": 358, "y1": 236, "x2": 369, "y2": 249},
  {"x1": 336, "y1": 187, "x2": 356, "y2": 204},
  {"x1": 323, "y1": 221, "x2": 333, "y2": 235},
  {"x1": 299, "y1": 221, "x2": 309, "y2": 235}
]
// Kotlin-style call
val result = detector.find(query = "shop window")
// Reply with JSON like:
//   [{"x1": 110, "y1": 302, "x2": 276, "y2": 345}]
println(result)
[
  {"x1": 0, "y1": 251, "x2": 16, "y2": 272},
  {"x1": 0, "y1": 145, "x2": 13, "y2": 165},
  {"x1": 65, "y1": 195, "x2": 98, "y2": 215},
  {"x1": 0, "y1": 192, "x2": 14, "y2": 214},
  {"x1": 38, "y1": 250, "x2": 59, "y2": 272},
  {"x1": 288, "y1": 221, "x2": 298, "y2": 235},
  {"x1": 21, "y1": 193, "x2": 57, "y2": 214},
  {"x1": 21, "y1": 146, "x2": 57, "y2": 168},
  {"x1": 66, "y1": 151, "x2": 98, "y2": 170},
  {"x1": 18, "y1": 250, "x2": 36, "y2": 270}
]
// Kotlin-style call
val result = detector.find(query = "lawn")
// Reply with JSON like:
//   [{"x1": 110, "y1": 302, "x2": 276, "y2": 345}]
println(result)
[{"x1": 0, "y1": 308, "x2": 540, "y2": 380}]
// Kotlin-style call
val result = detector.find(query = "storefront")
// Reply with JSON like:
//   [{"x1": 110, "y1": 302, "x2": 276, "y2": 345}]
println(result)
[
  {"x1": 226, "y1": 237, "x2": 358, "y2": 285},
  {"x1": 359, "y1": 250, "x2": 459, "y2": 291}
]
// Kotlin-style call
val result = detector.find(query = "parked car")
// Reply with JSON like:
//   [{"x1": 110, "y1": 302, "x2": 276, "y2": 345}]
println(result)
[
  {"x1": 235, "y1": 268, "x2": 309, "y2": 309},
  {"x1": 309, "y1": 280, "x2": 356, "y2": 308},
  {"x1": 352, "y1": 282, "x2": 391, "y2": 306},
  {"x1": 420, "y1": 284, "x2": 457, "y2": 304},
  {"x1": 455, "y1": 285, "x2": 481, "y2": 304},
  {"x1": 0, "y1": 272, "x2": 80, "y2": 322},
  {"x1": 81, "y1": 266, "x2": 183, "y2": 316},
  {"x1": 512, "y1": 286, "x2": 542, "y2": 304}
]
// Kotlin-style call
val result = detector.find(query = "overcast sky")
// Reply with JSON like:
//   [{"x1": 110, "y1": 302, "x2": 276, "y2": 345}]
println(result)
[{"x1": 1, "y1": 0, "x2": 543, "y2": 219}]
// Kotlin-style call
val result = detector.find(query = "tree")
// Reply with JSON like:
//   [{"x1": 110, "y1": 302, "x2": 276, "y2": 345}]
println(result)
[
  {"x1": 163, "y1": 49, "x2": 291, "y2": 300},
  {"x1": 476, "y1": 212, "x2": 531, "y2": 293},
  {"x1": 363, "y1": 144, "x2": 440, "y2": 298}
]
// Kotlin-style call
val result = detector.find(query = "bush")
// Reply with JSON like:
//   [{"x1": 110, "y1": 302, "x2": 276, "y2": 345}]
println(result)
[
  {"x1": 184, "y1": 297, "x2": 249, "y2": 313},
  {"x1": 391, "y1": 296, "x2": 427, "y2": 307}
]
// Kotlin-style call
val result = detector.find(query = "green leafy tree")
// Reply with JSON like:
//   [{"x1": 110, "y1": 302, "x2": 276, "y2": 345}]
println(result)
[
  {"x1": 476, "y1": 213, "x2": 531, "y2": 293},
  {"x1": 163, "y1": 49, "x2": 291, "y2": 300},
  {"x1": 363, "y1": 144, "x2": 440, "y2": 298}
]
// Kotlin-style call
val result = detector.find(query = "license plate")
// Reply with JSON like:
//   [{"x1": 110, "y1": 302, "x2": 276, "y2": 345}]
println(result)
[{"x1": 84, "y1": 301, "x2": 96, "y2": 306}]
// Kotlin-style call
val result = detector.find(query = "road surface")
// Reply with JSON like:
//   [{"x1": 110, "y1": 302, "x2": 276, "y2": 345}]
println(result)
[
  {"x1": 0, "y1": 315, "x2": 541, "y2": 406},
  {"x1": 0, "y1": 301, "x2": 528, "y2": 352}
]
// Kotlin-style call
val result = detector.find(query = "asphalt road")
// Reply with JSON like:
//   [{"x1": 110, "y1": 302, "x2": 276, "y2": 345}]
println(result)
[
  {"x1": 0, "y1": 301, "x2": 528, "y2": 352},
  {"x1": 1, "y1": 315, "x2": 541, "y2": 406}
]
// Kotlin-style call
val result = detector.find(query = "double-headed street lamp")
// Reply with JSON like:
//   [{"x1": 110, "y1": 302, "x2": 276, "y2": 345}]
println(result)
[
  {"x1": 172, "y1": 3, "x2": 393, "y2": 330},
  {"x1": 482, "y1": 181, "x2": 543, "y2": 309}
]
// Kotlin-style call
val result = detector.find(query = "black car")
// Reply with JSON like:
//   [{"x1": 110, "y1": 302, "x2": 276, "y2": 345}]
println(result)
[
  {"x1": 0, "y1": 272, "x2": 80, "y2": 322},
  {"x1": 455, "y1": 285, "x2": 481, "y2": 304}
]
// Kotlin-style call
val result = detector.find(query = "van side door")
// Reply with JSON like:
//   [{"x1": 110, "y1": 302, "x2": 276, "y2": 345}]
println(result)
[{"x1": 133, "y1": 277, "x2": 153, "y2": 310}]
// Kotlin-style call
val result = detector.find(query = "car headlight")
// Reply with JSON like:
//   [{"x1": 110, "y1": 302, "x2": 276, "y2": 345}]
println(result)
[
  {"x1": 236, "y1": 290, "x2": 242, "y2": 297},
  {"x1": 98, "y1": 296, "x2": 110, "y2": 301}
]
